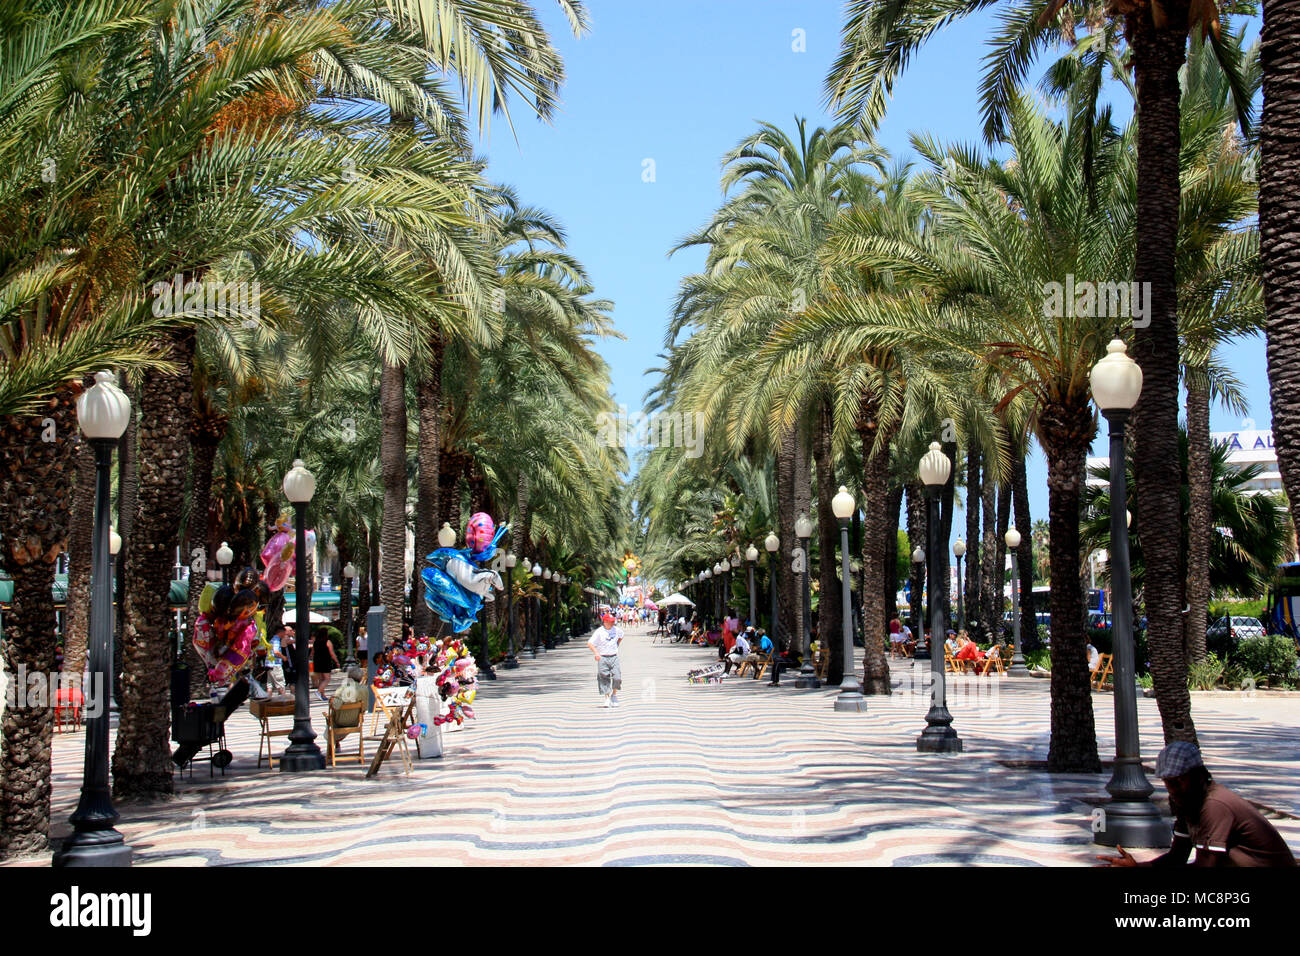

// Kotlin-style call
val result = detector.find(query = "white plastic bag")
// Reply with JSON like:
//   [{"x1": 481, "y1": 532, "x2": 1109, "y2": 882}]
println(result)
[{"x1": 413, "y1": 675, "x2": 444, "y2": 758}]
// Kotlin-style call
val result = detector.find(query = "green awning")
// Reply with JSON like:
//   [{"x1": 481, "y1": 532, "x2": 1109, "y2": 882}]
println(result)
[{"x1": 0, "y1": 574, "x2": 345, "y2": 610}]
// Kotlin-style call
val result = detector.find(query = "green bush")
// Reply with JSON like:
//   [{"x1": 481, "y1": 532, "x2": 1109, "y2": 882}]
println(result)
[
  {"x1": 1232, "y1": 635, "x2": 1300, "y2": 685},
  {"x1": 1024, "y1": 648, "x2": 1051, "y2": 671},
  {"x1": 1137, "y1": 673, "x2": 1153, "y2": 690},
  {"x1": 1187, "y1": 653, "x2": 1226, "y2": 691}
]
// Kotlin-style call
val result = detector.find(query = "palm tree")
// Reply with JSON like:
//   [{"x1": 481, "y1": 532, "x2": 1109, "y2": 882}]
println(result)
[
  {"x1": 1261, "y1": 0, "x2": 1300, "y2": 536},
  {"x1": 658, "y1": 118, "x2": 886, "y2": 679},
  {"x1": 787, "y1": 93, "x2": 1140, "y2": 771},
  {"x1": 825, "y1": 0, "x2": 1255, "y2": 752}
]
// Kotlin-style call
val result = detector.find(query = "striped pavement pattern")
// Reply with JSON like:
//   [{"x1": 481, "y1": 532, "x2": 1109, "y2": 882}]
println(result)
[{"x1": 13, "y1": 625, "x2": 1300, "y2": 866}]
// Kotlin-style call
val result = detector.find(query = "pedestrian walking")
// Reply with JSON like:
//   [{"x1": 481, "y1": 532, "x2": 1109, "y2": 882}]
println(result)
[
  {"x1": 312, "y1": 624, "x2": 341, "y2": 702},
  {"x1": 588, "y1": 611, "x2": 624, "y2": 708},
  {"x1": 266, "y1": 625, "x2": 288, "y2": 694}
]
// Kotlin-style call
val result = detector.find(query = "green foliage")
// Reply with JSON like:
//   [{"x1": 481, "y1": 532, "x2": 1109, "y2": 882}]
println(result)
[
  {"x1": 1210, "y1": 598, "x2": 1267, "y2": 620},
  {"x1": 896, "y1": 530, "x2": 911, "y2": 589},
  {"x1": 1232, "y1": 635, "x2": 1300, "y2": 684},
  {"x1": 1023, "y1": 648, "x2": 1051, "y2": 671},
  {"x1": 1187, "y1": 653, "x2": 1226, "y2": 691},
  {"x1": 1137, "y1": 673, "x2": 1154, "y2": 690},
  {"x1": 1083, "y1": 436, "x2": 1288, "y2": 599}
]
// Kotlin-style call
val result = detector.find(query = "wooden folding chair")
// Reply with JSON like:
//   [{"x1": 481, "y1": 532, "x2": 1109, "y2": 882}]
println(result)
[
  {"x1": 753, "y1": 650, "x2": 776, "y2": 681},
  {"x1": 945, "y1": 651, "x2": 967, "y2": 674},
  {"x1": 1090, "y1": 653, "x2": 1114, "y2": 690},
  {"x1": 814, "y1": 647, "x2": 830, "y2": 680},
  {"x1": 977, "y1": 650, "x2": 1006, "y2": 676},
  {"x1": 326, "y1": 700, "x2": 366, "y2": 767}
]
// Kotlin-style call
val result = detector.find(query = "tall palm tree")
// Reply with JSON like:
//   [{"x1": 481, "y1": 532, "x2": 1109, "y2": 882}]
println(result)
[
  {"x1": 825, "y1": 0, "x2": 1254, "y2": 751},
  {"x1": 1261, "y1": 0, "x2": 1300, "y2": 533},
  {"x1": 786, "y1": 93, "x2": 1142, "y2": 771}
]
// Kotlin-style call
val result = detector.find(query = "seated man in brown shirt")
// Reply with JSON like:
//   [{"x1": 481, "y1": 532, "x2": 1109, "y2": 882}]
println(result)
[{"x1": 1100, "y1": 742, "x2": 1297, "y2": 867}]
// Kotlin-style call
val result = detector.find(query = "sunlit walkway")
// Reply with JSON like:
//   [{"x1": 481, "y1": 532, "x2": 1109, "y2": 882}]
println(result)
[{"x1": 18, "y1": 626, "x2": 1300, "y2": 866}]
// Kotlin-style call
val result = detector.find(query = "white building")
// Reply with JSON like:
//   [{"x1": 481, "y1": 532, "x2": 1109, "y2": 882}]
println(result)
[{"x1": 1086, "y1": 428, "x2": 1282, "y2": 496}]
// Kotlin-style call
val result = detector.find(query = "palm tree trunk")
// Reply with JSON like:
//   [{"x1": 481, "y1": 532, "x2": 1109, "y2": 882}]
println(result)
[
  {"x1": 775, "y1": 426, "x2": 798, "y2": 653},
  {"x1": 183, "y1": 429, "x2": 220, "y2": 697},
  {"x1": 884, "y1": 483, "x2": 903, "y2": 625},
  {"x1": 1013, "y1": 447, "x2": 1040, "y2": 651},
  {"x1": 0, "y1": 386, "x2": 79, "y2": 857},
  {"x1": 1129, "y1": 6, "x2": 1198, "y2": 746},
  {"x1": 379, "y1": 359, "x2": 408, "y2": 650},
  {"x1": 938, "y1": 440, "x2": 957, "y2": 635},
  {"x1": 979, "y1": 455, "x2": 998, "y2": 644},
  {"x1": 368, "y1": 528, "x2": 379, "y2": 615},
  {"x1": 1262, "y1": 0, "x2": 1300, "y2": 537},
  {"x1": 857, "y1": 405, "x2": 893, "y2": 694},
  {"x1": 61, "y1": 428, "x2": 96, "y2": 683},
  {"x1": 964, "y1": 445, "x2": 982, "y2": 638},
  {"x1": 905, "y1": 480, "x2": 926, "y2": 637},
  {"x1": 412, "y1": 336, "x2": 444, "y2": 637},
  {"x1": 338, "y1": 539, "x2": 354, "y2": 654},
  {"x1": 994, "y1": 476, "x2": 1012, "y2": 638},
  {"x1": 114, "y1": 371, "x2": 139, "y2": 706},
  {"x1": 793, "y1": 424, "x2": 811, "y2": 651},
  {"x1": 1184, "y1": 371, "x2": 1212, "y2": 662},
  {"x1": 814, "y1": 401, "x2": 842, "y2": 684},
  {"x1": 114, "y1": 327, "x2": 196, "y2": 798},
  {"x1": 1039, "y1": 402, "x2": 1102, "y2": 773},
  {"x1": 357, "y1": 525, "x2": 371, "y2": 618}
]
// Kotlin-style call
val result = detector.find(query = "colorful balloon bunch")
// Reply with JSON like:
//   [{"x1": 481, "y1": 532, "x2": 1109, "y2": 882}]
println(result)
[
  {"x1": 432, "y1": 638, "x2": 478, "y2": 726},
  {"x1": 260, "y1": 516, "x2": 317, "y2": 592},
  {"x1": 194, "y1": 586, "x2": 260, "y2": 684}
]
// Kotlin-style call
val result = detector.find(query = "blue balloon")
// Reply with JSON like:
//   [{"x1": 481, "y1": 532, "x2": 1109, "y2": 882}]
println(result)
[{"x1": 419, "y1": 519, "x2": 510, "y2": 633}]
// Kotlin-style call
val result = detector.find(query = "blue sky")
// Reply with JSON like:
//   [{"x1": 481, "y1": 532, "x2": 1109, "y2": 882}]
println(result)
[{"x1": 472, "y1": 1, "x2": 1270, "y2": 540}]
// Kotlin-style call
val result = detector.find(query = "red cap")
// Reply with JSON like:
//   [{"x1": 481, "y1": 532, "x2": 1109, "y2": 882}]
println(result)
[{"x1": 601, "y1": 612, "x2": 615, "y2": 625}]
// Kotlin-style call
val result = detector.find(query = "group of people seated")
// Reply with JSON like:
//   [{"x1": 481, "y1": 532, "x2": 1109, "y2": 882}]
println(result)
[
  {"x1": 887, "y1": 617, "x2": 916, "y2": 657},
  {"x1": 944, "y1": 629, "x2": 1008, "y2": 672},
  {"x1": 721, "y1": 624, "x2": 775, "y2": 677}
]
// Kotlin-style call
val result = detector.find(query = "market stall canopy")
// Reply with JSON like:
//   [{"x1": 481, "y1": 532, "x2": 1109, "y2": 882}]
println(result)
[
  {"x1": 658, "y1": 592, "x2": 695, "y2": 607},
  {"x1": 283, "y1": 608, "x2": 330, "y2": 624}
]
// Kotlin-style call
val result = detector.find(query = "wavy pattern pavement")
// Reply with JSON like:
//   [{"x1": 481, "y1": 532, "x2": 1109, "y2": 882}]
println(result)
[{"x1": 17, "y1": 625, "x2": 1300, "y2": 866}]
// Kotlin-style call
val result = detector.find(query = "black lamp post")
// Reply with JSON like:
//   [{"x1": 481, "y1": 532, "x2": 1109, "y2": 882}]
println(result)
[
  {"x1": 1090, "y1": 339, "x2": 1169, "y2": 847},
  {"x1": 721, "y1": 558, "x2": 731, "y2": 624},
  {"x1": 831, "y1": 487, "x2": 867, "y2": 712},
  {"x1": 1006, "y1": 528, "x2": 1028, "y2": 676},
  {"x1": 502, "y1": 552, "x2": 519, "y2": 668},
  {"x1": 917, "y1": 442, "x2": 961, "y2": 753},
  {"x1": 543, "y1": 568, "x2": 556, "y2": 650},
  {"x1": 478, "y1": 557, "x2": 498, "y2": 679},
  {"x1": 764, "y1": 531, "x2": 781, "y2": 686},
  {"x1": 530, "y1": 563, "x2": 543, "y2": 655},
  {"x1": 55, "y1": 371, "x2": 133, "y2": 867},
  {"x1": 953, "y1": 539, "x2": 966, "y2": 634},
  {"x1": 341, "y1": 561, "x2": 357, "y2": 667},
  {"x1": 217, "y1": 541, "x2": 233, "y2": 586},
  {"x1": 556, "y1": 574, "x2": 566, "y2": 642},
  {"x1": 280, "y1": 458, "x2": 325, "y2": 773},
  {"x1": 745, "y1": 546, "x2": 757, "y2": 628},
  {"x1": 912, "y1": 547, "x2": 929, "y2": 659},
  {"x1": 794, "y1": 514, "x2": 818, "y2": 688}
]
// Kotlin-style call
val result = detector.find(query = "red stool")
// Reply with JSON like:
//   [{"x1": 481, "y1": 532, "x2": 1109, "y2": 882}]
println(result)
[{"x1": 54, "y1": 687, "x2": 84, "y2": 732}]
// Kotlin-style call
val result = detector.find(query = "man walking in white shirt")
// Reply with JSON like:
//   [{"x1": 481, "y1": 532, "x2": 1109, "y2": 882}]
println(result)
[{"x1": 588, "y1": 612, "x2": 624, "y2": 707}]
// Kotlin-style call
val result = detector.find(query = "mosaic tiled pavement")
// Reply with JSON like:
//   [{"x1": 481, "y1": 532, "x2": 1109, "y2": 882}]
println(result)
[{"x1": 16, "y1": 626, "x2": 1300, "y2": 866}]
